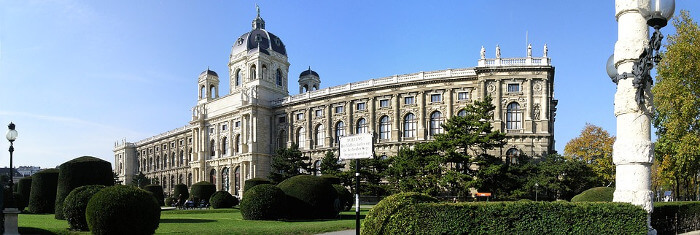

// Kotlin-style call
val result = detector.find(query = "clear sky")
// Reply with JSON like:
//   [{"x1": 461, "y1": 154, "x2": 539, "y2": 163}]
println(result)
[{"x1": 1, "y1": 1, "x2": 699, "y2": 169}]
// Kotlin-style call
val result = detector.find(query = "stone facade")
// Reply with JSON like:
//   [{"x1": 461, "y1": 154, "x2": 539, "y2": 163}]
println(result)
[{"x1": 114, "y1": 12, "x2": 557, "y2": 197}]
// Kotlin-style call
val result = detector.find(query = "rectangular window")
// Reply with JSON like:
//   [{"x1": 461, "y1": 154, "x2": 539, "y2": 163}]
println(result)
[
  {"x1": 458, "y1": 92, "x2": 469, "y2": 100},
  {"x1": 296, "y1": 113, "x2": 304, "y2": 120},
  {"x1": 315, "y1": 109, "x2": 323, "y2": 117},
  {"x1": 335, "y1": 106, "x2": 344, "y2": 113},
  {"x1": 380, "y1": 99, "x2": 389, "y2": 108},
  {"x1": 508, "y1": 84, "x2": 520, "y2": 93},
  {"x1": 404, "y1": 96, "x2": 415, "y2": 105},
  {"x1": 430, "y1": 94, "x2": 442, "y2": 102},
  {"x1": 222, "y1": 124, "x2": 227, "y2": 131},
  {"x1": 188, "y1": 138, "x2": 192, "y2": 144},
  {"x1": 179, "y1": 140, "x2": 184, "y2": 146},
  {"x1": 235, "y1": 121, "x2": 241, "y2": 127},
  {"x1": 171, "y1": 143, "x2": 175, "y2": 148},
  {"x1": 356, "y1": 102, "x2": 366, "y2": 111},
  {"x1": 209, "y1": 127, "x2": 215, "y2": 135}
]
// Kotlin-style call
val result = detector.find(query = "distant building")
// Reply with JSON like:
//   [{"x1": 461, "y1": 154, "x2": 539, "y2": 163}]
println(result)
[
  {"x1": 17, "y1": 166, "x2": 41, "y2": 177},
  {"x1": 115, "y1": 9, "x2": 557, "y2": 197}
]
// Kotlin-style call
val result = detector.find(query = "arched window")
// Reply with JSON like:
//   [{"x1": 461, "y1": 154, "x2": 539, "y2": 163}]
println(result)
[
  {"x1": 155, "y1": 156, "x2": 160, "y2": 170},
  {"x1": 277, "y1": 130, "x2": 286, "y2": 149},
  {"x1": 335, "y1": 121, "x2": 345, "y2": 143},
  {"x1": 457, "y1": 109, "x2": 467, "y2": 117},
  {"x1": 178, "y1": 174, "x2": 183, "y2": 184},
  {"x1": 210, "y1": 85, "x2": 216, "y2": 98},
  {"x1": 162, "y1": 176, "x2": 167, "y2": 188},
  {"x1": 148, "y1": 157, "x2": 153, "y2": 171},
  {"x1": 250, "y1": 65, "x2": 257, "y2": 80},
  {"x1": 506, "y1": 102, "x2": 522, "y2": 130},
  {"x1": 315, "y1": 124, "x2": 325, "y2": 147},
  {"x1": 297, "y1": 127, "x2": 306, "y2": 149},
  {"x1": 276, "y1": 69, "x2": 283, "y2": 86},
  {"x1": 170, "y1": 175, "x2": 175, "y2": 191},
  {"x1": 506, "y1": 148, "x2": 520, "y2": 165},
  {"x1": 209, "y1": 169, "x2": 216, "y2": 185},
  {"x1": 188, "y1": 149, "x2": 192, "y2": 162},
  {"x1": 403, "y1": 113, "x2": 416, "y2": 138},
  {"x1": 221, "y1": 167, "x2": 230, "y2": 192},
  {"x1": 262, "y1": 65, "x2": 267, "y2": 80},
  {"x1": 234, "y1": 166, "x2": 241, "y2": 195},
  {"x1": 235, "y1": 69, "x2": 242, "y2": 86},
  {"x1": 179, "y1": 150, "x2": 184, "y2": 166},
  {"x1": 235, "y1": 134, "x2": 241, "y2": 153},
  {"x1": 163, "y1": 154, "x2": 168, "y2": 169},
  {"x1": 187, "y1": 173, "x2": 192, "y2": 187},
  {"x1": 170, "y1": 153, "x2": 175, "y2": 168},
  {"x1": 429, "y1": 111, "x2": 444, "y2": 137},
  {"x1": 200, "y1": 86, "x2": 206, "y2": 99},
  {"x1": 356, "y1": 118, "x2": 367, "y2": 134},
  {"x1": 313, "y1": 160, "x2": 321, "y2": 176},
  {"x1": 221, "y1": 136, "x2": 228, "y2": 155},
  {"x1": 210, "y1": 139, "x2": 216, "y2": 157},
  {"x1": 379, "y1": 116, "x2": 391, "y2": 140}
]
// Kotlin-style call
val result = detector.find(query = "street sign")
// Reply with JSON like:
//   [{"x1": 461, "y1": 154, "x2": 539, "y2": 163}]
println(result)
[
  {"x1": 339, "y1": 133, "x2": 373, "y2": 160},
  {"x1": 476, "y1": 192, "x2": 491, "y2": 197}
]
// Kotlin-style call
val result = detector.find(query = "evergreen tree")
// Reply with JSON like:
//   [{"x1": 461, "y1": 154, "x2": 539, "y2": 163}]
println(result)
[
  {"x1": 131, "y1": 172, "x2": 149, "y2": 188},
  {"x1": 269, "y1": 143, "x2": 311, "y2": 183},
  {"x1": 320, "y1": 150, "x2": 344, "y2": 176}
]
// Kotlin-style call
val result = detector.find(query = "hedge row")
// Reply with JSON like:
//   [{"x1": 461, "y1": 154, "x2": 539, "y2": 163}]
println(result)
[
  {"x1": 652, "y1": 201, "x2": 700, "y2": 234},
  {"x1": 363, "y1": 194, "x2": 647, "y2": 234},
  {"x1": 28, "y1": 169, "x2": 59, "y2": 214},
  {"x1": 55, "y1": 156, "x2": 114, "y2": 220}
]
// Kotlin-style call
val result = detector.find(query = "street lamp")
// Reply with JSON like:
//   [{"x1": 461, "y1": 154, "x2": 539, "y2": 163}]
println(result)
[
  {"x1": 606, "y1": 0, "x2": 675, "y2": 105},
  {"x1": 5, "y1": 123, "x2": 17, "y2": 208},
  {"x1": 535, "y1": 182, "x2": 539, "y2": 202}
]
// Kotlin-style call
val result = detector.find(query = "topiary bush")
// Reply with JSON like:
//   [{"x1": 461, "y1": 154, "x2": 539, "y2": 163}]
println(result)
[
  {"x1": 173, "y1": 184, "x2": 189, "y2": 205},
  {"x1": 3, "y1": 188, "x2": 22, "y2": 210},
  {"x1": 240, "y1": 184, "x2": 286, "y2": 220},
  {"x1": 277, "y1": 175, "x2": 339, "y2": 219},
  {"x1": 86, "y1": 185, "x2": 160, "y2": 235},
  {"x1": 209, "y1": 191, "x2": 238, "y2": 209},
  {"x1": 143, "y1": 185, "x2": 165, "y2": 206},
  {"x1": 190, "y1": 181, "x2": 216, "y2": 204},
  {"x1": 362, "y1": 192, "x2": 439, "y2": 235},
  {"x1": 55, "y1": 156, "x2": 114, "y2": 219},
  {"x1": 320, "y1": 175, "x2": 341, "y2": 185},
  {"x1": 28, "y1": 169, "x2": 60, "y2": 214},
  {"x1": 570, "y1": 187, "x2": 615, "y2": 202},
  {"x1": 243, "y1": 178, "x2": 271, "y2": 193},
  {"x1": 17, "y1": 176, "x2": 32, "y2": 211},
  {"x1": 63, "y1": 185, "x2": 106, "y2": 231},
  {"x1": 333, "y1": 184, "x2": 353, "y2": 211}
]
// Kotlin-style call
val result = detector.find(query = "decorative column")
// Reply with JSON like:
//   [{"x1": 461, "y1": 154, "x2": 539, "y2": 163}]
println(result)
[{"x1": 613, "y1": 0, "x2": 654, "y2": 232}]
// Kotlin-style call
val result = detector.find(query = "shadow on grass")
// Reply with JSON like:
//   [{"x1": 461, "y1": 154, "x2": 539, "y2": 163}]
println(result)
[
  {"x1": 19, "y1": 227, "x2": 59, "y2": 235},
  {"x1": 160, "y1": 218, "x2": 217, "y2": 223},
  {"x1": 282, "y1": 214, "x2": 365, "y2": 222}
]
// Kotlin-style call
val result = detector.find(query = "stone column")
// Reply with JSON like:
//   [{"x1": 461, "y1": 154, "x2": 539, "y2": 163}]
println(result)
[{"x1": 613, "y1": 0, "x2": 654, "y2": 232}]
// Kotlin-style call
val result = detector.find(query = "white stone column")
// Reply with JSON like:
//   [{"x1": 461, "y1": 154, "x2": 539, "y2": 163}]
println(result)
[{"x1": 613, "y1": 0, "x2": 654, "y2": 233}]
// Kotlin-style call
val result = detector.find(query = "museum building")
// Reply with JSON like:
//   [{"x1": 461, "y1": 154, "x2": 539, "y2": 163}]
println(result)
[{"x1": 114, "y1": 11, "x2": 557, "y2": 197}]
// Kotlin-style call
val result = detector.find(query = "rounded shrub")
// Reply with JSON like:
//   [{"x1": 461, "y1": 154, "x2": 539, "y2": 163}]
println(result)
[
  {"x1": 55, "y1": 156, "x2": 114, "y2": 219},
  {"x1": 86, "y1": 185, "x2": 160, "y2": 235},
  {"x1": 143, "y1": 185, "x2": 165, "y2": 206},
  {"x1": 277, "y1": 175, "x2": 339, "y2": 219},
  {"x1": 320, "y1": 175, "x2": 341, "y2": 185},
  {"x1": 333, "y1": 184, "x2": 353, "y2": 211},
  {"x1": 28, "y1": 169, "x2": 60, "y2": 214},
  {"x1": 571, "y1": 187, "x2": 615, "y2": 202},
  {"x1": 63, "y1": 185, "x2": 106, "y2": 231},
  {"x1": 209, "y1": 191, "x2": 238, "y2": 209},
  {"x1": 190, "y1": 181, "x2": 216, "y2": 203},
  {"x1": 362, "y1": 192, "x2": 438, "y2": 235},
  {"x1": 173, "y1": 184, "x2": 189, "y2": 204},
  {"x1": 243, "y1": 178, "x2": 271, "y2": 193},
  {"x1": 240, "y1": 184, "x2": 286, "y2": 220},
  {"x1": 17, "y1": 176, "x2": 32, "y2": 211}
]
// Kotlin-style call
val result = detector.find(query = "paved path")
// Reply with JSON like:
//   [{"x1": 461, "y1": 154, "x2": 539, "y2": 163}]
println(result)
[{"x1": 316, "y1": 229, "x2": 356, "y2": 235}]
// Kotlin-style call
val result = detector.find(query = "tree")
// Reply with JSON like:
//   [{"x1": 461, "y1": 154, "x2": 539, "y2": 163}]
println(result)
[
  {"x1": 131, "y1": 172, "x2": 149, "y2": 188},
  {"x1": 652, "y1": 10, "x2": 700, "y2": 200},
  {"x1": 345, "y1": 155, "x2": 390, "y2": 197},
  {"x1": 386, "y1": 146, "x2": 443, "y2": 196},
  {"x1": 319, "y1": 150, "x2": 344, "y2": 176},
  {"x1": 563, "y1": 123, "x2": 615, "y2": 186},
  {"x1": 269, "y1": 143, "x2": 311, "y2": 183},
  {"x1": 527, "y1": 154, "x2": 598, "y2": 201}
]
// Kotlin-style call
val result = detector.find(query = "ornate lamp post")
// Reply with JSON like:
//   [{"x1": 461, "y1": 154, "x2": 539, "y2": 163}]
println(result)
[
  {"x1": 608, "y1": 0, "x2": 674, "y2": 233},
  {"x1": 4, "y1": 122, "x2": 19, "y2": 235}
]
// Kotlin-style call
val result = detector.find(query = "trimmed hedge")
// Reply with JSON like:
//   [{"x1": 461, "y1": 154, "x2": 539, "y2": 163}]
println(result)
[
  {"x1": 652, "y1": 201, "x2": 700, "y2": 234},
  {"x1": 17, "y1": 176, "x2": 32, "y2": 211},
  {"x1": 209, "y1": 191, "x2": 238, "y2": 209},
  {"x1": 55, "y1": 156, "x2": 114, "y2": 219},
  {"x1": 570, "y1": 187, "x2": 614, "y2": 202},
  {"x1": 28, "y1": 169, "x2": 60, "y2": 214},
  {"x1": 190, "y1": 181, "x2": 216, "y2": 203},
  {"x1": 277, "y1": 175, "x2": 339, "y2": 219},
  {"x1": 63, "y1": 185, "x2": 106, "y2": 231},
  {"x1": 173, "y1": 184, "x2": 189, "y2": 204},
  {"x1": 364, "y1": 200, "x2": 647, "y2": 234},
  {"x1": 320, "y1": 175, "x2": 341, "y2": 185},
  {"x1": 240, "y1": 184, "x2": 286, "y2": 220},
  {"x1": 362, "y1": 192, "x2": 439, "y2": 235},
  {"x1": 333, "y1": 184, "x2": 353, "y2": 211},
  {"x1": 86, "y1": 185, "x2": 160, "y2": 235},
  {"x1": 243, "y1": 178, "x2": 271, "y2": 193},
  {"x1": 143, "y1": 185, "x2": 165, "y2": 206}
]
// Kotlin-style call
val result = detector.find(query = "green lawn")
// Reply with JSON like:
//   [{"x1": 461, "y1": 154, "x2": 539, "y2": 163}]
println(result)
[{"x1": 18, "y1": 208, "x2": 368, "y2": 235}]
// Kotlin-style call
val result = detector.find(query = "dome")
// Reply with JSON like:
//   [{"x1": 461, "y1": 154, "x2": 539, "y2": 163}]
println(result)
[
  {"x1": 230, "y1": 10, "x2": 287, "y2": 56},
  {"x1": 299, "y1": 67, "x2": 319, "y2": 77},
  {"x1": 200, "y1": 69, "x2": 218, "y2": 77}
]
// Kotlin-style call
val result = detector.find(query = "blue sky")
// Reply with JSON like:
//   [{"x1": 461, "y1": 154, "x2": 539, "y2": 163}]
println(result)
[{"x1": 1, "y1": 1, "x2": 699, "y2": 168}]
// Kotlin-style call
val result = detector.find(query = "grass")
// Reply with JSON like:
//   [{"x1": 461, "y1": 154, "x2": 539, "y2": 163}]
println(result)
[{"x1": 18, "y1": 207, "x2": 369, "y2": 234}]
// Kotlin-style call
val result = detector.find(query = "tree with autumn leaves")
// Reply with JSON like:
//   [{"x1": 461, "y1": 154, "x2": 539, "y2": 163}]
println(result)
[
  {"x1": 563, "y1": 123, "x2": 615, "y2": 186},
  {"x1": 652, "y1": 10, "x2": 700, "y2": 200}
]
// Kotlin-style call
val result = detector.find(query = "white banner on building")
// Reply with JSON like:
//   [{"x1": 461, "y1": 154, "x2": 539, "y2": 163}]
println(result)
[{"x1": 339, "y1": 133, "x2": 373, "y2": 160}]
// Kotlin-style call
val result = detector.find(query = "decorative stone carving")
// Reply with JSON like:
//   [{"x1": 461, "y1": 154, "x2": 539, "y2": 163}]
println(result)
[{"x1": 533, "y1": 104, "x2": 540, "y2": 120}]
